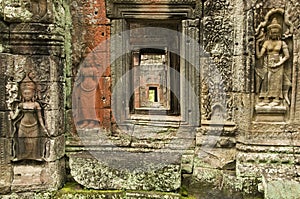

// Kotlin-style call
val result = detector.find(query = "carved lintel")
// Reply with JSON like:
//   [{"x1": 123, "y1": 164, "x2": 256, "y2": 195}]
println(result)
[{"x1": 105, "y1": 0, "x2": 196, "y2": 19}]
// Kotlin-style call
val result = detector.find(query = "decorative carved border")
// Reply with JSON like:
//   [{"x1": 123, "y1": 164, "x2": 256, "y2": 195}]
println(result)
[{"x1": 106, "y1": 0, "x2": 196, "y2": 18}]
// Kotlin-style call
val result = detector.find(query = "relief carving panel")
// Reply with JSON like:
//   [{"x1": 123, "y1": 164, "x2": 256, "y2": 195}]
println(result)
[
  {"x1": 286, "y1": 0, "x2": 300, "y2": 38},
  {"x1": 73, "y1": 64, "x2": 100, "y2": 129},
  {"x1": 254, "y1": 8, "x2": 294, "y2": 122},
  {"x1": 0, "y1": 138, "x2": 11, "y2": 194},
  {"x1": 6, "y1": 58, "x2": 50, "y2": 161},
  {"x1": 201, "y1": 0, "x2": 234, "y2": 122}
]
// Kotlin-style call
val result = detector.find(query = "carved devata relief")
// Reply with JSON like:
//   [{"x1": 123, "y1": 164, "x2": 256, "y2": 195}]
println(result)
[
  {"x1": 7, "y1": 58, "x2": 49, "y2": 161},
  {"x1": 254, "y1": 8, "x2": 294, "y2": 121},
  {"x1": 74, "y1": 63, "x2": 100, "y2": 129}
]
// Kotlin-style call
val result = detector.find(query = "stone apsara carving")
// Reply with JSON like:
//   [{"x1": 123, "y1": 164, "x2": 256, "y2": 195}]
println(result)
[
  {"x1": 5, "y1": 58, "x2": 50, "y2": 161},
  {"x1": 255, "y1": 9, "x2": 293, "y2": 109},
  {"x1": 74, "y1": 64, "x2": 100, "y2": 129},
  {"x1": 6, "y1": 58, "x2": 51, "y2": 111},
  {"x1": 9, "y1": 70, "x2": 49, "y2": 161}
]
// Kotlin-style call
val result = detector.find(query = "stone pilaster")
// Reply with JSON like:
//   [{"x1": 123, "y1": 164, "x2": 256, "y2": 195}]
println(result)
[{"x1": 0, "y1": 0, "x2": 67, "y2": 194}]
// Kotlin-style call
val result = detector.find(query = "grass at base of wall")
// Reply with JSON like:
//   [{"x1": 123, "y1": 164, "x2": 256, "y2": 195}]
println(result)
[
  {"x1": 57, "y1": 182, "x2": 183, "y2": 198},
  {"x1": 57, "y1": 182, "x2": 124, "y2": 195}
]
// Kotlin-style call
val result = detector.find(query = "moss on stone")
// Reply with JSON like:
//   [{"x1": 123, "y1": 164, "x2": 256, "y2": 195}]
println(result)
[
  {"x1": 180, "y1": 196, "x2": 197, "y2": 199},
  {"x1": 54, "y1": 182, "x2": 125, "y2": 199},
  {"x1": 179, "y1": 185, "x2": 196, "y2": 199},
  {"x1": 53, "y1": 182, "x2": 185, "y2": 198},
  {"x1": 62, "y1": 0, "x2": 73, "y2": 78}
]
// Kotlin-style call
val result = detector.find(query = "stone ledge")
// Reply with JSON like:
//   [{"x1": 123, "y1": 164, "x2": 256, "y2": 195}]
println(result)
[{"x1": 255, "y1": 105, "x2": 287, "y2": 122}]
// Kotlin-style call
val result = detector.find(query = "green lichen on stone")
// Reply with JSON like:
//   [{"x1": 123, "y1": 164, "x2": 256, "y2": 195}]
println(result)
[
  {"x1": 53, "y1": 182, "x2": 182, "y2": 199},
  {"x1": 179, "y1": 185, "x2": 196, "y2": 199},
  {"x1": 182, "y1": 171, "x2": 264, "y2": 199},
  {"x1": 69, "y1": 154, "x2": 181, "y2": 191},
  {"x1": 55, "y1": 182, "x2": 125, "y2": 199},
  {"x1": 2, "y1": 1, "x2": 32, "y2": 21},
  {"x1": 180, "y1": 196, "x2": 196, "y2": 199},
  {"x1": 263, "y1": 180, "x2": 300, "y2": 199},
  {"x1": 33, "y1": 192, "x2": 56, "y2": 199},
  {"x1": 58, "y1": 182, "x2": 124, "y2": 194},
  {"x1": 62, "y1": 0, "x2": 73, "y2": 78}
]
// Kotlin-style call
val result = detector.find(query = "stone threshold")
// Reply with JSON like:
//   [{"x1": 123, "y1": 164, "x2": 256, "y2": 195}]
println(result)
[{"x1": 0, "y1": 182, "x2": 182, "y2": 198}]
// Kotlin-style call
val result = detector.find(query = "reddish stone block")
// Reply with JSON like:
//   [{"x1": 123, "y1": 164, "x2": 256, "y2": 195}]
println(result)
[
  {"x1": 96, "y1": 89, "x2": 111, "y2": 109},
  {"x1": 101, "y1": 66, "x2": 111, "y2": 77},
  {"x1": 93, "y1": 52, "x2": 109, "y2": 66},
  {"x1": 83, "y1": 0, "x2": 109, "y2": 25},
  {"x1": 92, "y1": 52, "x2": 110, "y2": 77},
  {"x1": 91, "y1": 51, "x2": 111, "y2": 77},
  {"x1": 85, "y1": 25, "x2": 110, "y2": 50},
  {"x1": 96, "y1": 109, "x2": 111, "y2": 129},
  {"x1": 82, "y1": 53, "x2": 110, "y2": 77},
  {"x1": 96, "y1": 77, "x2": 111, "y2": 109},
  {"x1": 98, "y1": 77, "x2": 111, "y2": 91},
  {"x1": 102, "y1": 109, "x2": 111, "y2": 129}
]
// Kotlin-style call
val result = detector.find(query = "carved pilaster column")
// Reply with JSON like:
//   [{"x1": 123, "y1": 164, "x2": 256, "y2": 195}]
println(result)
[
  {"x1": 180, "y1": 19, "x2": 200, "y2": 125},
  {"x1": 237, "y1": 2, "x2": 300, "y2": 196},
  {"x1": 111, "y1": 19, "x2": 130, "y2": 123},
  {"x1": 0, "y1": 0, "x2": 67, "y2": 193},
  {"x1": 0, "y1": 54, "x2": 12, "y2": 194},
  {"x1": 195, "y1": 0, "x2": 237, "y2": 180}
]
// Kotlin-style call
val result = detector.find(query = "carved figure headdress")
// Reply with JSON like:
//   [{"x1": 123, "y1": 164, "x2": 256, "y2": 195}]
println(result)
[
  {"x1": 20, "y1": 74, "x2": 36, "y2": 92},
  {"x1": 267, "y1": 18, "x2": 282, "y2": 30}
]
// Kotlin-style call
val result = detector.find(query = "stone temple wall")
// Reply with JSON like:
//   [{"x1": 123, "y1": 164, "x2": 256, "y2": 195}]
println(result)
[
  {"x1": 0, "y1": 0, "x2": 67, "y2": 194},
  {"x1": 0, "y1": 0, "x2": 300, "y2": 198}
]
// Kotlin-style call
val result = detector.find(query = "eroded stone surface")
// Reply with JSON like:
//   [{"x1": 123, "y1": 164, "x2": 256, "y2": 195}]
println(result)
[
  {"x1": 11, "y1": 159, "x2": 65, "y2": 192},
  {"x1": 263, "y1": 180, "x2": 300, "y2": 199},
  {"x1": 0, "y1": 190, "x2": 181, "y2": 199},
  {"x1": 69, "y1": 152, "x2": 181, "y2": 191}
]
